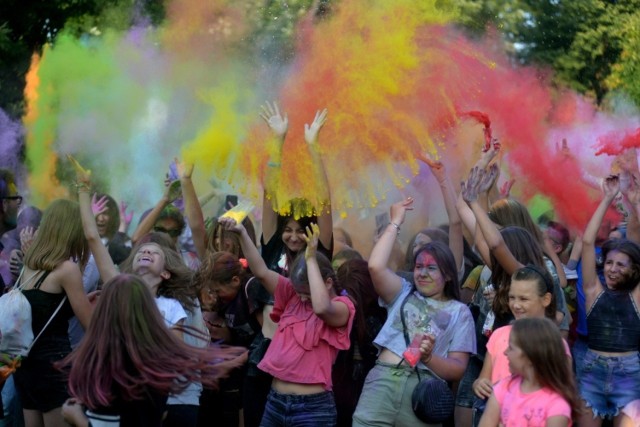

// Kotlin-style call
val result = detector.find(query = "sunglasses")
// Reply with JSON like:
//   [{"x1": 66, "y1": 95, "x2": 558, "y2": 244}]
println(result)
[
  {"x1": 153, "y1": 226, "x2": 181, "y2": 238},
  {"x1": 1, "y1": 196, "x2": 22, "y2": 205}
]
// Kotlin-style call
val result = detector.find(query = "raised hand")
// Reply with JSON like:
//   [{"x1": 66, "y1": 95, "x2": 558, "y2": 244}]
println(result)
[
  {"x1": 461, "y1": 167, "x2": 485, "y2": 203},
  {"x1": 602, "y1": 175, "x2": 620, "y2": 199},
  {"x1": 478, "y1": 163, "x2": 500, "y2": 194},
  {"x1": 218, "y1": 216, "x2": 244, "y2": 234},
  {"x1": 499, "y1": 178, "x2": 515, "y2": 199},
  {"x1": 260, "y1": 101, "x2": 288, "y2": 139},
  {"x1": 119, "y1": 201, "x2": 134, "y2": 228},
  {"x1": 91, "y1": 193, "x2": 109, "y2": 217},
  {"x1": 389, "y1": 197, "x2": 414, "y2": 228},
  {"x1": 417, "y1": 152, "x2": 447, "y2": 183},
  {"x1": 304, "y1": 108, "x2": 328, "y2": 145},
  {"x1": 303, "y1": 223, "x2": 320, "y2": 260},
  {"x1": 19, "y1": 226, "x2": 36, "y2": 253},
  {"x1": 476, "y1": 138, "x2": 501, "y2": 170},
  {"x1": 175, "y1": 157, "x2": 194, "y2": 180}
]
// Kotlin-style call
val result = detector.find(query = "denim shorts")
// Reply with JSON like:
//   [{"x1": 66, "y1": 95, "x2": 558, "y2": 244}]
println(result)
[
  {"x1": 259, "y1": 389, "x2": 336, "y2": 427},
  {"x1": 352, "y1": 361, "x2": 440, "y2": 427},
  {"x1": 578, "y1": 350, "x2": 640, "y2": 419}
]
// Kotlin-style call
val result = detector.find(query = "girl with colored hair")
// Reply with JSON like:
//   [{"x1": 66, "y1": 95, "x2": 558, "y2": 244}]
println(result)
[
  {"x1": 479, "y1": 317, "x2": 580, "y2": 427},
  {"x1": 352, "y1": 198, "x2": 475, "y2": 427},
  {"x1": 58, "y1": 274, "x2": 246, "y2": 426},
  {"x1": 75, "y1": 167, "x2": 208, "y2": 427},
  {"x1": 578, "y1": 175, "x2": 640, "y2": 426},
  {"x1": 12, "y1": 198, "x2": 94, "y2": 427},
  {"x1": 218, "y1": 217, "x2": 355, "y2": 426}
]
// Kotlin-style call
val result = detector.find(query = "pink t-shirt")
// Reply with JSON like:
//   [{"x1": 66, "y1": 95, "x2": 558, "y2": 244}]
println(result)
[
  {"x1": 487, "y1": 325, "x2": 571, "y2": 384},
  {"x1": 258, "y1": 275, "x2": 356, "y2": 390},
  {"x1": 494, "y1": 376, "x2": 572, "y2": 426}
]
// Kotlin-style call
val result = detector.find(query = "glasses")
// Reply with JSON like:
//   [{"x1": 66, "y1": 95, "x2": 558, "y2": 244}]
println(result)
[
  {"x1": 153, "y1": 226, "x2": 181, "y2": 238},
  {"x1": 1, "y1": 196, "x2": 22, "y2": 205}
]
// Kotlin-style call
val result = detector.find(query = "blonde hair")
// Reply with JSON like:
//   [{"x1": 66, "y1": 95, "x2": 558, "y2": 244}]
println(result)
[{"x1": 24, "y1": 199, "x2": 89, "y2": 271}]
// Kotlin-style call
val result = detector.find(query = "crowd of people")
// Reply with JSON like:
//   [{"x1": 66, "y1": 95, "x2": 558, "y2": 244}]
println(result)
[{"x1": 0, "y1": 102, "x2": 639, "y2": 427}]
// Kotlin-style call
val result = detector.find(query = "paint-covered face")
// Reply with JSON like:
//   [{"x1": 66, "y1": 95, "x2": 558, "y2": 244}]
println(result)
[
  {"x1": 604, "y1": 250, "x2": 633, "y2": 289},
  {"x1": 211, "y1": 278, "x2": 241, "y2": 303},
  {"x1": 505, "y1": 334, "x2": 529, "y2": 376},
  {"x1": 133, "y1": 243, "x2": 167, "y2": 278},
  {"x1": 282, "y1": 219, "x2": 306, "y2": 253},
  {"x1": 508, "y1": 279, "x2": 550, "y2": 320},
  {"x1": 413, "y1": 251, "x2": 446, "y2": 300},
  {"x1": 412, "y1": 233, "x2": 432, "y2": 257}
]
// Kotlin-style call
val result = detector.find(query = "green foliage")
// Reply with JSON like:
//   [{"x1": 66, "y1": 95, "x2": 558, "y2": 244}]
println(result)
[{"x1": 455, "y1": 0, "x2": 640, "y2": 105}]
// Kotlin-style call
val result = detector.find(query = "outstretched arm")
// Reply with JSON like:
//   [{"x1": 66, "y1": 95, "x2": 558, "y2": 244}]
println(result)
[
  {"x1": 463, "y1": 165, "x2": 522, "y2": 275},
  {"x1": 70, "y1": 156, "x2": 118, "y2": 282},
  {"x1": 177, "y1": 160, "x2": 207, "y2": 259},
  {"x1": 369, "y1": 198, "x2": 413, "y2": 304},
  {"x1": 417, "y1": 153, "x2": 464, "y2": 274},
  {"x1": 131, "y1": 180, "x2": 175, "y2": 243},
  {"x1": 304, "y1": 224, "x2": 350, "y2": 327},
  {"x1": 305, "y1": 109, "x2": 333, "y2": 250},
  {"x1": 582, "y1": 175, "x2": 619, "y2": 304},
  {"x1": 260, "y1": 101, "x2": 289, "y2": 244},
  {"x1": 218, "y1": 217, "x2": 280, "y2": 294}
]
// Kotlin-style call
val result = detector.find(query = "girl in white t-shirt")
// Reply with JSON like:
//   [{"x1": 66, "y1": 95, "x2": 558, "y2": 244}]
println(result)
[{"x1": 479, "y1": 318, "x2": 580, "y2": 427}]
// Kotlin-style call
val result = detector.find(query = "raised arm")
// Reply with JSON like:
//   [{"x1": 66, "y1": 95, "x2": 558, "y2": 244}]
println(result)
[
  {"x1": 260, "y1": 101, "x2": 288, "y2": 243},
  {"x1": 582, "y1": 175, "x2": 619, "y2": 302},
  {"x1": 621, "y1": 171, "x2": 640, "y2": 245},
  {"x1": 177, "y1": 160, "x2": 207, "y2": 259},
  {"x1": 304, "y1": 223, "x2": 349, "y2": 327},
  {"x1": 369, "y1": 198, "x2": 413, "y2": 304},
  {"x1": 71, "y1": 157, "x2": 118, "y2": 282},
  {"x1": 131, "y1": 181, "x2": 175, "y2": 243},
  {"x1": 418, "y1": 153, "x2": 464, "y2": 274},
  {"x1": 218, "y1": 216, "x2": 280, "y2": 294},
  {"x1": 304, "y1": 109, "x2": 333, "y2": 249},
  {"x1": 463, "y1": 165, "x2": 522, "y2": 275}
]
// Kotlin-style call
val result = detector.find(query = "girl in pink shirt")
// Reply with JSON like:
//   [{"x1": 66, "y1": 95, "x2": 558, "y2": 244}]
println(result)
[
  {"x1": 479, "y1": 317, "x2": 580, "y2": 427},
  {"x1": 219, "y1": 218, "x2": 355, "y2": 426}
]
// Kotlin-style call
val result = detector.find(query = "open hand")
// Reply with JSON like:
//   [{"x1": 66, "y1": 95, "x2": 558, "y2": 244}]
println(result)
[
  {"x1": 91, "y1": 194, "x2": 109, "y2": 217},
  {"x1": 602, "y1": 175, "x2": 620, "y2": 199},
  {"x1": 389, "y1": 197, "x2": 414, "y2": 228},
  {"x1": 304, "y1": 109, "x2": 328, "y2": 145},
  {"x1": 303, "y1": 223, "x2": 320, "y2": 260},
  {"x1": 260, "y1": 101, "x2": 288, "y2": 139}
]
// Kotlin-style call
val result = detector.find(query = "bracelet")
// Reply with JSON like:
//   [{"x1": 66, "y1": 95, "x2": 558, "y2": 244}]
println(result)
[
  {"x1": 390, "y1": 222, "x2": 401, "y2": 234},
  {"x1": 267, "y1": 161, "x2": 281, "y2": 168}
]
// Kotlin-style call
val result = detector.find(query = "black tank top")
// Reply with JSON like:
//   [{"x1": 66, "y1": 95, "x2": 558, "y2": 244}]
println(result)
[
  {"x1": 21, "y1": 270, "x2": 74, "y2": 357},
  {"x1": 587, "y1": 288, "x2": 640, "y2": 352}
]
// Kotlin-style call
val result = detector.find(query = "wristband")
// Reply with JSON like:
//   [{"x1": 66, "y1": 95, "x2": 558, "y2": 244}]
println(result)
[{"x1": 390, "y1": 222, "x2": 401, "y2": 234}]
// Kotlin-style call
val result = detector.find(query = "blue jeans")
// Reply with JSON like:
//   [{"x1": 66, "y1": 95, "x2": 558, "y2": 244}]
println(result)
[
  {"x1": 260, "y1": 389, "x2": 336, "y2": 427},
  {"x1": 578, "y1": 350, "x2": 640, "y2": 419}
]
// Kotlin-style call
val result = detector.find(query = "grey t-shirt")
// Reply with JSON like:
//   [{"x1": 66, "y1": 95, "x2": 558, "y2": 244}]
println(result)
[{"x1": 374, "y1": 279, "x2": 476, "y2": 371}]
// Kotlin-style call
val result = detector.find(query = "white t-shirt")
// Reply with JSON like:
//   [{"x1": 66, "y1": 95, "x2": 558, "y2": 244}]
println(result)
[{"x1": 155, "y1": 296, "x2": 187, "y2": 327}]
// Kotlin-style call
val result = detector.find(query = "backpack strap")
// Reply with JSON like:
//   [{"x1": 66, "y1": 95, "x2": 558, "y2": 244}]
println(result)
[{"x1": 15, "y1": 268, "x2": 46, "y2": 291}]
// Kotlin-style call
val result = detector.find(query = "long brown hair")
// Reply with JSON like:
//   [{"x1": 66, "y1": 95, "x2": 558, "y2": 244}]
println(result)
[
  {"x1": 23, "y1": 199, "x2": 89, "y2": 271},
  {"x1": 58, "y1": 274, "x2": 246, "y2": 410},
  {"x1": 510, "y1": 318, "x2": 581, "y2": 420}
]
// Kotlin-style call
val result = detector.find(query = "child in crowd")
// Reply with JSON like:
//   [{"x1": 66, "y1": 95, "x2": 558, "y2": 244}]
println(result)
[
  {"x1": 218, "y1": 217, "x2": 355, "y2": 426},
  {"x1": 479, "y1": 317, "x2": 580, "y2": 427}
]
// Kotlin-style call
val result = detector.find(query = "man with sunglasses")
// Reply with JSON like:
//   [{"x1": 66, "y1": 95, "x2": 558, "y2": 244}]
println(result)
[{"x1": 0, "y1": 169, "x2": 21, "y2": 237}]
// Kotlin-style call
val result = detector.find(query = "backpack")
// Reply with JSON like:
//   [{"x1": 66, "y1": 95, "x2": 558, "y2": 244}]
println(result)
[{"x1": 0, "y1": 269, "x2": 64, "y2": 383}]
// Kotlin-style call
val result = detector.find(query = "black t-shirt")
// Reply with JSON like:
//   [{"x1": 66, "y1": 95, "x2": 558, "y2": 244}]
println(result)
[{"x1": 219, "y1": 277, "x2": 271, "y2": 348}]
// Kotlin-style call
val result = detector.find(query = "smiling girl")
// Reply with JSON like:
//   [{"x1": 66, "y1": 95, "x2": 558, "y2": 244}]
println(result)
[{"x1": 352, "y1": 198, "x2": 475, "y2": 427}]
